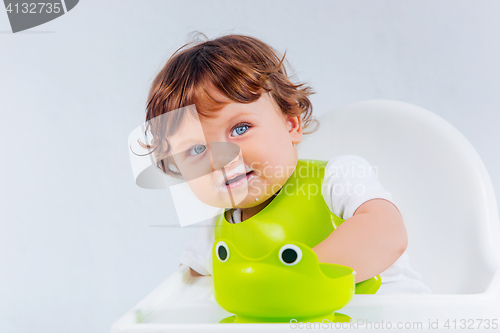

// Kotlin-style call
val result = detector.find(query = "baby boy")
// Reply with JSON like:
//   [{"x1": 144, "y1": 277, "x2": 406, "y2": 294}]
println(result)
[{"x1": 142, "y1": 33, "x2": 431, "y2": 294}]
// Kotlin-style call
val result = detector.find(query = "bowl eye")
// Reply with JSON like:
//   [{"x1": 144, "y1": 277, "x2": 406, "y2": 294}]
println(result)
[
  {"x1": 216, "y1": 241, "x2": 229, "y2": 262},
  {"x1": 279, "y1": 244, "x2": 302, "y2": 266}
]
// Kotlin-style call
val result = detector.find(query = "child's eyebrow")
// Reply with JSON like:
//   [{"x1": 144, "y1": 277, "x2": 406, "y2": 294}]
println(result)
[{"x1": 222, "y1": 110, "x2": 256, "y2": 124}]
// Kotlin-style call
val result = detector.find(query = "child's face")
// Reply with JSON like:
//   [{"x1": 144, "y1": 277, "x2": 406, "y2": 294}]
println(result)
[{"x1": 168, "y1": 92, "x2": 302, "y2": 209}]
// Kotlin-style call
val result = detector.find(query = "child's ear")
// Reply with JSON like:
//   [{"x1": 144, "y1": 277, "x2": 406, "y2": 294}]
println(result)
[{"x1": 286, "y1": 115, "x2": 302, "y2": 144}]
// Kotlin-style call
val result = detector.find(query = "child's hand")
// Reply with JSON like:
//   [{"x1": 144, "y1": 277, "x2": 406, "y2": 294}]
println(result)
[
  {"x1": 179, "y1": 263, "x2": 206, "y2": 277},
  {"x1": 312, "y1": 199, "x2": 407, "y2": 283},
  {"x1": 189, "y1": 267, "x2": 204, "y2": 277}
]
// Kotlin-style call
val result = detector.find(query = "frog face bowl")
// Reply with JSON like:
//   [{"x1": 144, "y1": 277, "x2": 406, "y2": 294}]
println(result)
[{"x1": 212, "y1": 239, "x2": 355, "y2": 321}]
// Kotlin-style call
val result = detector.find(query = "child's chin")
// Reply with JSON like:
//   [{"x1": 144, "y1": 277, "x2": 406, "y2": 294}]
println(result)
[
  {"x1": 199, "y1": 188, "x2": 250, "y2": 208},
  {"x1": 234, "y1": 194, "x2": 275, "y2": 209}
]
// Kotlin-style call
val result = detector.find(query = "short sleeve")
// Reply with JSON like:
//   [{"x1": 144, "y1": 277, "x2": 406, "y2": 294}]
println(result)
[
  {"x1": 178, "y1": 218, "x2": 216, "y2": 276},
  {"x1": 321, "y1": 155, "x2": 398, "y2": 220}
]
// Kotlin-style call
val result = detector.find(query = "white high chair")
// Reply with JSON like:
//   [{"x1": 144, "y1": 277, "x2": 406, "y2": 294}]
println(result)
[{"x1": 114, "y1": 100, "x2": 500, "y2": 332}]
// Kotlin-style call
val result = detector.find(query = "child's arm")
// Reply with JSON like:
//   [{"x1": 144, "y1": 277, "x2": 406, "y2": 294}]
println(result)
[{"x1": 312, "y1": 198, "x2": 408, "y2": 283}]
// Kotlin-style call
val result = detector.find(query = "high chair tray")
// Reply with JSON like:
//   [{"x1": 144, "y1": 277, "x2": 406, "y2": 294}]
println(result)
[{"x1": 112, "y1": 264, "x2": 500, "y2": 332}]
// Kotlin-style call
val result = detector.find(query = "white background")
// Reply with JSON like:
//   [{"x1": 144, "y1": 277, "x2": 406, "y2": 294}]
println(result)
[{"x1": 1, "y1": 1, "x2": 499, "y2": 332}]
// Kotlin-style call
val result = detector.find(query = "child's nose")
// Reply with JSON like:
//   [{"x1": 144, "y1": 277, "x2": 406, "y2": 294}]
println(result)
[{"x1": 208, "y1": 142, "x2": 242, "y2": 170}]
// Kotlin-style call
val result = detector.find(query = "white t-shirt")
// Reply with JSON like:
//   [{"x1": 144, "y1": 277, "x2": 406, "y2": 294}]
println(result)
[{"x1": 179, "y1": 155, "x2": 432, "y2": 294}]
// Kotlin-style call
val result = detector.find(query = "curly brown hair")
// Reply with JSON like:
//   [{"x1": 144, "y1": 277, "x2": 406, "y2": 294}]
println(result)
[{"x1": 141, "y1": 33, "x2": 317, "y2": 178}]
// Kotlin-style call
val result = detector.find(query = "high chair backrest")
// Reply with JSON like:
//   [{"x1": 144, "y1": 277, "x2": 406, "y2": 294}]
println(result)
[{"x1": 297, "y1": 100, "x2": 500, "y2": 294}]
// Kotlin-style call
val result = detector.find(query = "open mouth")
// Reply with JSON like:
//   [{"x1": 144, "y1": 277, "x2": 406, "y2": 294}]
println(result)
[{"x1": 225, "y1": 171, "x2": 254, "y2": 186}]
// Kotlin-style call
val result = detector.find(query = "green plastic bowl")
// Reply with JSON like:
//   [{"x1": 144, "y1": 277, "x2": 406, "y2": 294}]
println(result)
[{"x1": 213, "y1": 239, "x2": 356, "y2": 323}]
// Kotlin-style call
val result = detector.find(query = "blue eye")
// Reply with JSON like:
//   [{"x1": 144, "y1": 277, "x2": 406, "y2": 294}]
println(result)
[
  {"x1": 231, "y1": 124, "x2": 250, "y2": 137},
  {"x1": 187, "y1": 144, "x2": 206, "y2": 156}
]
